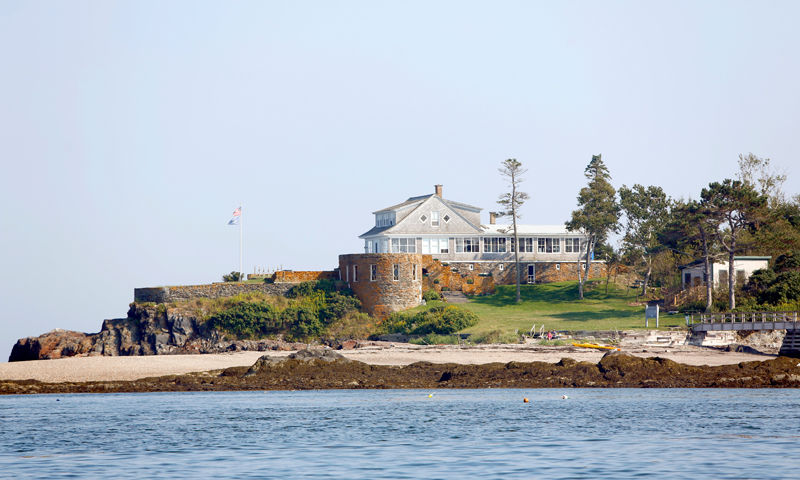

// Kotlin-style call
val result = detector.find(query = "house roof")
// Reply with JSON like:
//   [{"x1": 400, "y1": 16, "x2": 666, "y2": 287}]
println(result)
[
  {"x1": 678, "y1": 256, "x2": 772, "y2": 270},
  {"x1": 373, "y1": 195, "x2": 482, "y2": 214}
]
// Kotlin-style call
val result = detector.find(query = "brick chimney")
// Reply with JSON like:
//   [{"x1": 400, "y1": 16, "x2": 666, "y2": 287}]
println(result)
[
  {"x1": 489, "y1": 212, "x2": 497, "y2": 225},
  {"x1": 434, "y1": 184, "x2": 443, "y2": 197}
]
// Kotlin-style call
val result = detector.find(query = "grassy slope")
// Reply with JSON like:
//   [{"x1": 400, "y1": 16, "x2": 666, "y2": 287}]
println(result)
[{"x1": 415, "y1": 280, "x2": 683, "y2": 334}]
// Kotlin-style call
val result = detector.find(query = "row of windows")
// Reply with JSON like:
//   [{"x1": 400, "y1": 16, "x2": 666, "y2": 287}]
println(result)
[
  {"x1": 344, "y1": 264, "x2": 418, "y2": 282},
  {"x1": 403, "y1": 237, "x2": 585, "y2": 254}
]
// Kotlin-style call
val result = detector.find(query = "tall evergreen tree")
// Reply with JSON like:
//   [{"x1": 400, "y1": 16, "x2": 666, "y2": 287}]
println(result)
[
  {"x1": 497, "y1": 158, "x2": 530, "y2": 303},
  {"x1": 566, "y1": 154, "x2": 620, "y2": 300},
  {"x1": 701, "y1": 179, "x2": 767, "y2": 310},
  {"x1": 618, "y1": 184, "x2": 672, "y2": 297},
  {"x1": 661, "y1": 200, "x2": 720, "y2": 312}
]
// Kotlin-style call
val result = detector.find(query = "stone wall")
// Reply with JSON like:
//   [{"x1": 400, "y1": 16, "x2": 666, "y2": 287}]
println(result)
[
  {"x1": 134, "y1": 283, "x2": 293, "y2": 304},
  {"x1": 272, "y1": 270, "x2": 338, "y2": 283},
  {"x1": 422, "y1": 258, "x2": 606, "y2": 293},
  {"x1": 339, "y1": 253, "x2": 423, "y2": 318}
]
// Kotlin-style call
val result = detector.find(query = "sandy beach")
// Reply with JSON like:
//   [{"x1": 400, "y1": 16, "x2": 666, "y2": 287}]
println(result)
[{"x1": 0, "y1": 344, "x2": 778, "y2": 383}]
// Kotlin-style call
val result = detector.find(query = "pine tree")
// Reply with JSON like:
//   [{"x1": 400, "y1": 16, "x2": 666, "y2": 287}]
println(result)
[
  {"x1": 566, "y1": 154, "x2": 620, "y2": 300},
  {"x1": 701, "y1": 179, "x2": 767, "y2": 310},
  {"x1": 497, "y1": 159, "x2": 530, "y2": 303}
]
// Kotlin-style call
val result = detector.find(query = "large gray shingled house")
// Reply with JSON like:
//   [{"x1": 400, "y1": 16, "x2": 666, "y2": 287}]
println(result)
[{"x1": 358, "y1": 185, "x2": 597, "y2": 284}]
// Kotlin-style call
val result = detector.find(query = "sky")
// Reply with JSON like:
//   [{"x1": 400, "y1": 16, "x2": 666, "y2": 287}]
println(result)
[{"x1": 1, "y1": 1, "x2": 799, "y2": 362}]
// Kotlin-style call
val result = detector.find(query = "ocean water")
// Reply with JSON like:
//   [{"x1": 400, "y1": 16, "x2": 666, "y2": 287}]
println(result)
[{"x1": 1, "y1": 389, "x2": 799, "y2": 479}]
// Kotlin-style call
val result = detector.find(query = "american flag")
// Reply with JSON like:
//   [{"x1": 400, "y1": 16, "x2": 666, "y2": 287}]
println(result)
[{"x1": 228, "y1": 207, "x2": 241, "y2": 225}]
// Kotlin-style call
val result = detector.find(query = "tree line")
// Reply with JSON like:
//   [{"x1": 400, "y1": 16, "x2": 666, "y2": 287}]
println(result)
[{"x1": 499, "y1": 154, "x2": 800, "y2": 312}]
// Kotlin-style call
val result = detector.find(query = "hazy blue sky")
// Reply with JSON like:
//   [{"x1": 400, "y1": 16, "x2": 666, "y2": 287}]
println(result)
[{"x1": 1, "y1": 1, "x2": 799, "y2": 361}]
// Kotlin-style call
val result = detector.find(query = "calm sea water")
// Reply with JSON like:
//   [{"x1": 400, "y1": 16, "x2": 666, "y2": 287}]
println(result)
[{"x1": 1, "y1": 389, "x2": 799, "y2": 479}]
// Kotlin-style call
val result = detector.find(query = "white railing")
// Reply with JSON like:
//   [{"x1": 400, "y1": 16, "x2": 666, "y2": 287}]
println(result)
[{"x1": 690, "y1": 311, "x2": 799, "y2": 326}]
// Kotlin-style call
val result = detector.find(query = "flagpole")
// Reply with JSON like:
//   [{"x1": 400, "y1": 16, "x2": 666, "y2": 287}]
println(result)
[{"x1": 239, "y1": 203, "x2": 243, "y2": 283}]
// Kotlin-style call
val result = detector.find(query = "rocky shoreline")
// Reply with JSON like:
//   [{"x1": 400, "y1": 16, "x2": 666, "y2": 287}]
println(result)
[{"x1": 3, "y1": 349, "x2": 800, "y2": 395}]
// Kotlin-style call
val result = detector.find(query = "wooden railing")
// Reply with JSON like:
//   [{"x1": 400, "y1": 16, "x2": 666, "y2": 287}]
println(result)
[{"x1": 690, "y1": 311, "x2": 800, "y2": 325}]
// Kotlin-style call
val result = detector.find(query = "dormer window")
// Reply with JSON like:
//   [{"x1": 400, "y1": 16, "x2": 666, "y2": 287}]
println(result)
[{"x1": 376, "y1": 212, "x2": 395, "y2": 227}]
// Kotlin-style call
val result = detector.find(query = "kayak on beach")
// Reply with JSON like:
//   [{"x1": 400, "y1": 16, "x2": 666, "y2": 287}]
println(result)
[{"x1": 572, "y1": 342, "x2": 621, "y2": 351}]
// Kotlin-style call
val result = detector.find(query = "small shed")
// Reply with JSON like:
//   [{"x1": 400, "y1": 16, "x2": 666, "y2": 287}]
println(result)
[{"x1": 679, "y1": 256, "x2": 771, "y2": 289}]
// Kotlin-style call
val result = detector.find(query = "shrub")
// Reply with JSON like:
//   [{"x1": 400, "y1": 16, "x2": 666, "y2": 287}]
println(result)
[
  {"x1": 320, "y1": 293, "x2": 362, "y2": 322},
  {"x1": 409, "y1": 333, "x2": 460, "y2": 345},
  {"x1": 466, "y1": 278, "x2": 474, "y2": 284},
  {"x1": 222, "y1": 271, "x2": 243, "y2": 282},
  {"x1": 422, "y1": 289, "x2": 441, "y2": 302},
  {"x1": 378, "y1": 306, "x2": 479, "y2": 335},
  {"x1": 470, "y1": 329, "x2": 520, "y2": 344},
  {"x1": 433, "y1": 279, "x2": 440, "y2": 284}
]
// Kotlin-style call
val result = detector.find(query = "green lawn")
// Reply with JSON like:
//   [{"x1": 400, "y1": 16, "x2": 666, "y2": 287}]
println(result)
[{"x1": 414, "y1": 280, "x2": 683, "y2": 334}]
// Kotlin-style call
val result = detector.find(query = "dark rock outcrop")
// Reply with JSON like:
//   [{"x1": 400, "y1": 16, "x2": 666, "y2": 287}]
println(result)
[
  {"x1": 8, "y1": 304, "x2": 307, "y2": 362},
  {"x1": 4, "y1": 356, "x2": 800, "y2": 395}
]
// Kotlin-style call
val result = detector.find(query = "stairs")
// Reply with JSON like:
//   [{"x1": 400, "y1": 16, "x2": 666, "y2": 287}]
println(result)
[
  {"x1": 442, "y1": 291, "x2": 469, "y2": 304},
  {"x1": 779, "y1": 330, "x2": 800, "y2": 357}
]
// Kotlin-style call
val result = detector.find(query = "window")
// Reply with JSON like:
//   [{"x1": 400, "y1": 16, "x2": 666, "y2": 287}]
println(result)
[
  {"x1": 370, "y1": 265, "x2": 377, "y2": 281},
  {"x1": 391, "y1": 238, "x2": 417, "y2": 253},
  {"x1": 422, "y1": 238, "x2": 449, "y2": 254},
  {"x1": 393, "y1": 264, "x2": 399, "y2": 281},
  {"x1": 718, "y1": 270, "x2": 728, "y2": 286},
  {"x1": 353, "y1": 265, "x2": 358, "y2": 282},
  {"x1": 736, "y1": 270, "x2": 746, "y2": 286},
  {"x1": 469, "y1": 264, "x2": 474, "y2": 271},
  {"x1": 564, "y1": 238, "x2": 581, "y2": 253},
  {"x1": 412, "y1": 264, "x2": 417, "y2": 281},
  {"x1": 376, "y1": 212, "x2": 395, "y2": 227},
  {"x1": 511, "y1": 238, "x2": 534, "y2": 253},
  {"x1": 523, "y1": 238, "x2": 534, "y2": 253},
  {"x1": 420, "y1": 214, "x2": 427, "y2": 222},
  {"x1": 346, "y1": 265, "x2": 349, "y2": 282},
  {"x1": 527, "y1": 264, "x2": 535, "y2": 283},
  {"x1": 443, "y1": 214, "x2": 451, "y2": 223},
  {"x1": 431, "y1": 211, "x2": 439, "y2": 227},
  {"x1": 482, "y1": 237, "x2": 507, "y2": 253},
  {"x1": 456, "y1": 237, "x2": 480, "y2": 253},
  {"x1": 499, "y1": 264, "x2": 504, "y2": 270},
  {"x1": 537, "y1": 238, "x2": 561, "y2": 253},
  {"x1": 556, "y1": 263, "x2": 560, "y2": 270}
]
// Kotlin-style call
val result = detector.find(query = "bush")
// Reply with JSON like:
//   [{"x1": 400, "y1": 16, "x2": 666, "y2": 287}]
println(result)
[
  {"x1": 320, "y1": 293, "x2": 362, "y2": 322},
  {"x1": 409, "y1": 333, "x2": 461, "y2": 345},
  {"x1": 422, "y1": 289, "x2": 441, "y2": 302},
  {"x1": 378, "y1": 306, "x2": 479, "y2": 335},
  {"x1": 208, "y1": 279, "x2": 367, "y2": 341},
  {"x1": 466, "y1": 278, "x2": 474, "y2": 284},
  {"x1": 222, "y1": 271, "x2": 243, "y2": 282},
  {"x1": 470, "y1": 329, "x2": 521, "y2": 344}
]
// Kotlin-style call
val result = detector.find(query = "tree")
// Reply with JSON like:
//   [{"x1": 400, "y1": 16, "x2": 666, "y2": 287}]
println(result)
[
  {"x1": 660, "y1": 200, "x2": 721, "y2": 312},
  {"x1": 736, "y1": 153, "x2": 787, "y2": 207},
  {"x1": 618, "y1": 184, "x2": 672, "y2": 297},
  {"x1": 701, "y1": 179, "x2": 767, "y2": 310},
  {"x1": 566, "y1": 154, "x2": 621, "y2": 300},
  {"x1": 496, "y1": 158, "x2": 530, "y2": 303}
]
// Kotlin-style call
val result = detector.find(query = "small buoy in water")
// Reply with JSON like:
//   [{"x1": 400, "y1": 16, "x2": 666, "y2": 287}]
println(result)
[
  {"x1": 56, "y1": 399, "x2": 60, "y2": 402},
  {"x1": 428, "y1": 393, "x2": 434, "y2": 398},
  {"x1": 523, "y1": 398, "x2": 529, "y2": 403},
  {"x1": 561, "y1": 395, "x2": 569, "y2": 399}
]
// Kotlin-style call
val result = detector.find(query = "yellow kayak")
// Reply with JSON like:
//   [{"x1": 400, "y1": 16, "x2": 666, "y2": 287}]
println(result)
[{"x1": 572, "y1": 342, "x2": 620, "y2": 351}]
